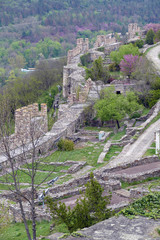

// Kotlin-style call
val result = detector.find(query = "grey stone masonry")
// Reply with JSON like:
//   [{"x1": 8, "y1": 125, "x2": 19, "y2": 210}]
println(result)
[{"x1": 64, "y1": 215, "x2": 160, "y2": 240}]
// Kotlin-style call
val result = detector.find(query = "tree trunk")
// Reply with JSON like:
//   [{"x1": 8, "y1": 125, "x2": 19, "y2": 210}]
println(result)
[
  {"x1": 19, "y1": 200, "x2": 32, "y2": 240},
  {"x1": 116, "y1": 119, "x2": 120, "y2": 129}
]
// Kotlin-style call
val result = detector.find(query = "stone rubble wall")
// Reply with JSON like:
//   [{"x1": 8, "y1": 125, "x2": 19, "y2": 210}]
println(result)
[
  {"x1": 49, "y1": 173, "x2": 121, "y2": 195},
  {"x1": 101, "y1": 167, "x2": 160, "y2": 183},
  {"x1": 0, "y1": 103, "x2": 48, "y2": 154},
  {"x1": 96, "y1": 156, "x2": 159, "y2": 175},
  {"x1": 94, "y1": 34, "x2": 116, "y2": 48},
  {"x1": 67, "y1": 38, "x2": 89, "y2": 64},
  {"x1": 128, "y1": 23, "x2": 141, "y2": 40}
]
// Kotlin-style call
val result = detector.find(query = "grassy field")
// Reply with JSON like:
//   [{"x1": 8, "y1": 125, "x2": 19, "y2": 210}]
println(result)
[
  {"x1": 104, "y1": 145, "x2": 123, "y2": 162},
  {"x1": 22, "y1": 163, "x2": 70, "y2": 172},
  {"x1": 121, "y1": 176, "x2": 160, "y2": 189},
  {"x1": 0, "y1": 170, "x2": 63, "y2": 185},
  {"x1": 41, "y1": 143, "x2": 104, "y2": 167},
  {"x1": 112, "y1": 129, "x2": 126, "y2": 141},
  {"x1": 0, "y1": 220, "x2": 69, "y2": 240}
]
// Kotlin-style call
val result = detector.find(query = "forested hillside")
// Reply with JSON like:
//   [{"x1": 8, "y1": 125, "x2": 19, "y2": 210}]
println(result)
[
  {"x1": 1, "y1": 0, "x2": 160, "y2": 27},
  {"x1": 0, "y1": 0, "x2": 160, "y2": 85}
]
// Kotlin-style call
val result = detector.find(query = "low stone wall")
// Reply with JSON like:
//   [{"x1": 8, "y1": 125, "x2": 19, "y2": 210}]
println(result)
[
  {"x1": 48, "y1": 179, "x2": 121, "y2": 201},
  {"x1": 101, "y1": 165, "x2": 160, "y2": 183},
  {"x1": 49, "y1": 174, "x2": 121, "y2": 196},
  {"x1": 130, "y1": 187, "x2": 160, "y2": 199},
  {"x1": 96, "y1": 156, "x2": 159, "y2": 174}
]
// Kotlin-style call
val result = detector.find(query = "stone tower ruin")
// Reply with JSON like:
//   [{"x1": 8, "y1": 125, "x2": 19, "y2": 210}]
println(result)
[
  {"x1": 128, "y1": 23, "x2": 141, "y2": 40},
  {"x1": 15, "y1": 103, "x2": 48, "y2": 143}
]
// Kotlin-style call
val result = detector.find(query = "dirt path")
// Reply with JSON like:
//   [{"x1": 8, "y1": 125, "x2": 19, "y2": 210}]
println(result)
[{"x1": 146, "y1": 44, "x2": 160, "y2": 72}]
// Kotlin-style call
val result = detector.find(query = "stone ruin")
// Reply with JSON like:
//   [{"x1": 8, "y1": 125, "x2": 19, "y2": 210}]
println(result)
[
  {"x1": 15, "y1": 103, "x2": 48, "y2": 141},
  {"x1": 94, "y1": 33, "x2": 121, "y2": 54},
  {"x1": 67, "y1": 78, "x2": 93, "y2": 105},
  {"x1": 127, "y1": 23, "x2": 142, "y2": 41},
  {"x1": 0, "y1": 103, "x2": 48, "y2": 153},
  {"x1": 94, "y1": 33, "x2": 116, "y2": 48},
  {"x1": 67, "y1": 38, "x2": 89, "y2": 64}
]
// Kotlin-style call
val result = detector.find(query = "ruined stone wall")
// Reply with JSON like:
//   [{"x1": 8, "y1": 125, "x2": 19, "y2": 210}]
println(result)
[
  {"x1": 94, "y1": 34, "x2": 116, "y2": 48},
  {"x1": 15, "y1": 103, "x2": 48, "y2": 143},
  {"x1": 0, "y1": 103, "x2": 48, "y2": 154},
  {"x1": 67, "y1": 78, "x2": 93, "y2": 105},
  {"x1": 128, "y1": 23, "x2": 141, "y2": 40},
  {"x1": 67, "y1": 38, "x2": 89, "y2": 64}
]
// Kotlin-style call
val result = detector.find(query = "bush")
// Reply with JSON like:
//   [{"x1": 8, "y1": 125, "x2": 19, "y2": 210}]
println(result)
[
  {"x1": 134, "y1": 40, "x2": 144, "y2": 48},
  {"x1": 97, "y1": 47, "x2": 105, "y2": 52},
  {"x1": 80, "y1": 53, "x2": 92, "y2": 67},
  {"x1": 58, "y1": 139, "x2": 74, "y2": 151},
  {"x1": 109, "y1": 62, "x2": 120, "y2": 72},
  {"x1": 46, "y1": 173, "x2": 112, "y2": 233},
  {"x1": 130, "y1": 111, "x2": 141, "y2": 119}
]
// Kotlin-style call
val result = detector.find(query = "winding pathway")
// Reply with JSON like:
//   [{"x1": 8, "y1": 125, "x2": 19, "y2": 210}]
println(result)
[{"x1": 146, "y1": 44, "x2": 160, "y2": 73}]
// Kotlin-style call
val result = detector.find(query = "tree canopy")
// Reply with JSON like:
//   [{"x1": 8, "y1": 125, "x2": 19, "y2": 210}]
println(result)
[
  {"x1": 94, "y1": 86, "x2": 143, "y2": 128},
  {"x1": 110, "y1": 44, "x2": 140, "y2": 65}
]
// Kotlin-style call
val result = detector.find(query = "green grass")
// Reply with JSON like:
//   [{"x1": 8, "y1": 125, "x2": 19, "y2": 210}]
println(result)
[
  {"x1": 121, "y1": 176, "x2": 160, "y2": 189},
  {"x1": 143, "y1": 148, "x2": 156, "y2": 156},
  {"x1": 0, "y1": 170, "x2": 63, "y2": 185},
  {"x1": 84, "y1": 126, "x2": 112, "y2": 132},
  {"x1": 0, "y1": 220, "x2": 69, "y2": 240},
  {"x1": 0, "y1": 183, "x2": 30, "y2": 190},
  {"x1": 141, "y1": 108, "x2": 150, "y2": 116},
  {"x1": 56, "y1": 175, "x2": 73, "y2": 185},
  {"x1": 41, "y1": 143, "x2": 104, "y2": 167},
  {"x1": 151, "y1": 142, "x2": 156, "y2": 147},
  {"x1": 104, "y1": 145, "x2": 123, "y2": 162},
  {"x1": 22, "y1": 163, "x2": 70, "y2": 172},
  {"x1": 157, "y1": 228, "x2": 160, "y2": 235},
  {"x1": 112, "y1": 129, "x2": 126, "y2": 141},
  {"x1": 143, "y1": 112, "x2": 160, "y2": 131}
]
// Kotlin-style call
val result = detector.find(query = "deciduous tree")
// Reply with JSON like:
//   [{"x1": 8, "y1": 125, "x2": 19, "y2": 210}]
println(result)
[{"x1": 94, "y1": 86, "x2": 142, "y2": 128}]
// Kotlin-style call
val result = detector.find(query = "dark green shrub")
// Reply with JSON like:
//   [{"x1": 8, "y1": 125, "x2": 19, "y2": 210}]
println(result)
[
  {"x1": 109, "y1": 62, "x2": 120, "y2": 72},
  {"x1": 146, "y1": 29, "x2": 155, "y2": 45},
  {"x1": 134, "y1": 40, "x2": 144, "y2": 48},
  {"x1": 97, "y1": 47, "x2": 105, "y2": 52},
  {"x1": 58, "y1": 139, "x2": 74, "y2": 151},
  {"x1": 130, "y1": 111, "x2": 141, "y2": 119},
  {"x1": 46, "y1": 173, "x2": 112, "y2": 233},
  {"x1": 80, "y1": 53, "x2": 92, "y2": 67}
]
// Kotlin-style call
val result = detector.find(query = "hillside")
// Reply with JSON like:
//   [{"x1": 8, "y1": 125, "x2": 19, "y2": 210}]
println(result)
[{"x1": 0, "y1": 0, "x2": 160, "y2": 74}]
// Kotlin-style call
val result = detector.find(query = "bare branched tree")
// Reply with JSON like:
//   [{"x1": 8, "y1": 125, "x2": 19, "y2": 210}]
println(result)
[{"x1": 0, "y1": 99, "x2": 59, "y2": 240}]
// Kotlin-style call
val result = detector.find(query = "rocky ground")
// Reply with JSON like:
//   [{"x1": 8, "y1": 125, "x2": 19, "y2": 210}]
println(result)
[{"x1": 48, "y1": 216, "x2": 160, "y2": 240}]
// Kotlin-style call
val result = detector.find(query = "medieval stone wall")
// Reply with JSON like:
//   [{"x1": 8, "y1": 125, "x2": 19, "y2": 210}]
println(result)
[
  {"x1": 94, "y1": 34, "x2": 116, "y2": 48},
  {"x1": 0, "y1": 103, "x2": 48, "y2": 154},
  {"x1": 67, "y1": 38, "x2": 89, "y2": 64},
  {"x1": 128, "y1": 23, "x2": 141, "y2": 40}
]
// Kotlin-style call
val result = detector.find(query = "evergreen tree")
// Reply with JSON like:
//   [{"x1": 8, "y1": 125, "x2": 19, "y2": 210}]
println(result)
[{"x1": 146, "y1": 29, "x2": 155, "y2": 45}]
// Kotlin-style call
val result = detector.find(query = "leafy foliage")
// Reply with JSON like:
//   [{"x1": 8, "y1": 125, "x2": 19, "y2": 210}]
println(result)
[
  {"x1": 85, "y1": 57, "x2": 109, "y2": 83},
  {"x1": 46, "y1": 173, "x2": 112, "y2": 233},
  {"x1": 120, "y1": 54, "x2": 139, "y2": 78},
  {"x1": 94, "y1": 86, "x2": 142, "y2": 128},
  {"x1": 58, "y1": 139, "x2": 74, "y2": 151},
  {"x1": 118, "y1": 192, "x2": 160, "y2": 219},
  {"x1": 146, "y1": 29, "x2": 155, "y2": 45},
  {"x1": 110, "y1": 44, "x2": 140, "y2": 65},
  {"x1": 80, "y1": 53, "x2": 92, "y2": 67}
]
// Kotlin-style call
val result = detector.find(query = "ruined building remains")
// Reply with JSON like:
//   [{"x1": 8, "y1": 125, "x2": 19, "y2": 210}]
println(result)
[
  {"x1": 94, "y1": 33, "x2": 116, "y2": 48},
  {"x1": 67, "y1": 38, "x2": 89, "y2": 64},
  {"x1": 15, "y1": 103, "x2": 48, "y2": 141},
  {"x1": 0, "y1": 103, "x2": 48, "y2": 153},
  {"x1": 128, "y1": 23, "x2": 141, "y2": 40}
]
